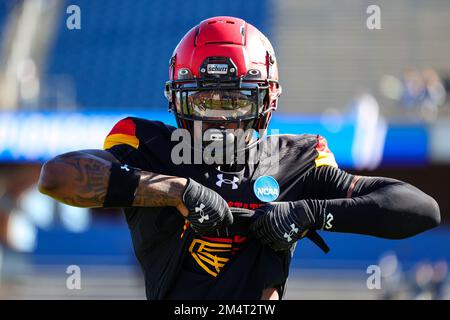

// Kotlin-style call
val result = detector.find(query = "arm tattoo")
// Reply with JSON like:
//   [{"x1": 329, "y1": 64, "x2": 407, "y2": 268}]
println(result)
[
  {"x1": 49, "y1": 153, "x2": 185, "y2": 208},
  {"x1": 57, "y1": 156, "x2": 111, "y2": 207},
  {"x1": 132, "y1": 173, "x2": 185, "y2": 208}
]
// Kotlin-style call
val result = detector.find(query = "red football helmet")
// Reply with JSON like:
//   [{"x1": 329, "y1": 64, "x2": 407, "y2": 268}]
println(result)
[{"x1": 165, "y1": 16, "x2": 282, "y2": 154}]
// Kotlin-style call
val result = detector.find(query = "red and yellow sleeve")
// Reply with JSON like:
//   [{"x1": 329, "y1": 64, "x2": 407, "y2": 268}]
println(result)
[
  {"x1": 103, "y1": 118, "x2": 140, "y2": 150},
  {"x1": 314, "y1": 135, "x2": 338, "y2": 168}
]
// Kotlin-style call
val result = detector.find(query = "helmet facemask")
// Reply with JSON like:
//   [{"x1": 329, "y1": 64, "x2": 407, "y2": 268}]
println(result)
[{"x1": 166, "y1": 57, "x2": 276, "y2": 165}]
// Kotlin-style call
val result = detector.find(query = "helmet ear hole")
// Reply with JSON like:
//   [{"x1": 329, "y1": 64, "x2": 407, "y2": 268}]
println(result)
[
  {"x1": 277, "y1": 84, "x2": 282, "y2": 97},
  {"x1": 164, "y1": 84, "x2": 172, "y2": 102},
  {"x1": 269, "y1": 82, "x2": 282, "y2": 98}
]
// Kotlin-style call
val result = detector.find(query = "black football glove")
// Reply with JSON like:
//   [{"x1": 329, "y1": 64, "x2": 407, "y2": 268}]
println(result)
[
  {"x1": 182, "y1": 178, "x2": 233, "y2": 234},
  {"x1": 250, "y1": 201, "x2": 320, "y2": 251}
]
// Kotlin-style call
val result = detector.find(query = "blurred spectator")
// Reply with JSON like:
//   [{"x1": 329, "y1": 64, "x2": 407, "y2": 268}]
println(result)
[
  {"x1": 376, "y1": 253, "x2": 449, "y2": 300},
  {"x1": 430, "y1": 260, "x2": 448, "y2": 300},
  {"x1": 0, "y1": 165, "x2": 40, "y2": 251},
  {"x1": 350, "y1": 93, "x2": 387, "y2": 170},
  {"x1": 411, "y1": 262, "x2": 435, "y2": 300},
  {"x1": 380, "y1": 68, "x2": 447, "y2": 122},
  {"x1": 407, "y1": 260, "x2": 449, "y2": 300},
  {"x1": 421, "y1": 68, "x2": 447, "y2": 122},
  {"x1": 378, "y1": 251, "x2": 404, "y2": 300},
  {"x1": 399, "y1": 68, "x2": 427, "y2": 111}
]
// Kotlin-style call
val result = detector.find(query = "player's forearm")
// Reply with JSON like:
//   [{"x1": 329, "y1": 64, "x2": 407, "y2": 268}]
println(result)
[
  {"x1": 133, "y1": 171, "x2": 187, "y2": 211},
  {"x1": 300, "y1": 167, "x2": 440, "y2": 239},
  {"x1": 38, "y1": 151, "x2": 187, "y2": 211},
  {"x1": 38, "y1": 151, "x2": 111, "y2": 207},
  {"x1": 307, "y1": 180, "x2": 441, "y2": 239}
]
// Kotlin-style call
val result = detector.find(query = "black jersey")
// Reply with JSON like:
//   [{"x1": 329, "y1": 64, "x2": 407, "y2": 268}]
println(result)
[
  {"x1": 103, "y1": 117, "x2": 339, "y2": 299},
  {"x1": 101, "y1": 117, "x2": 441, "y2": 299}
]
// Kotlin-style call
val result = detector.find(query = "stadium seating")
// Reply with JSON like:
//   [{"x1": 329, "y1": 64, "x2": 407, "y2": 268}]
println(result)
[{"x1": 46, "y1": 0, "x2": 271, "y2": 110}]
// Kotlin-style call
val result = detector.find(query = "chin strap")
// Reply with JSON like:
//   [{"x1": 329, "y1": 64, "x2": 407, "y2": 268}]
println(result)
[{"x1": 306, "y1": 230, "x2": 330, "y2": 253}]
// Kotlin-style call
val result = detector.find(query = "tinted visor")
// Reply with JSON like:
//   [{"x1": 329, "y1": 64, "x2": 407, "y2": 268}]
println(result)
[{"x1": 175, "y1": 89, "x2": 266, "y2": 121}]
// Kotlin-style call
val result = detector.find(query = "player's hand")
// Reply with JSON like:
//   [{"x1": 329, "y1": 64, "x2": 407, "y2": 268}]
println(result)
[
  {"x1": 250, "y1": 201, "x2": 316, "y2": 251},
  {"x1": 181, "y1": 178, "x2": 233, "y2": 234}
]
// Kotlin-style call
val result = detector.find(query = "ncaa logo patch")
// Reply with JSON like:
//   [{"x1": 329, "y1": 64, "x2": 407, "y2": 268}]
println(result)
[{"x1": 253, "y1": 176, "x2": 280, "y2": 202}]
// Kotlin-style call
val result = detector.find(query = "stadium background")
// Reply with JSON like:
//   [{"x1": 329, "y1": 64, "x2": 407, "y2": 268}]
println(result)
[{"x1": 0, "y1": 0, "x2": 449, "y2": 299}]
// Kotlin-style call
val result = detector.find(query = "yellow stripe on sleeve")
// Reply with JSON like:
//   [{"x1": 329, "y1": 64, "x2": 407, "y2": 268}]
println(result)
[
  {"x1": 315, "y1": 150, "x2": 338, "y2": 168},
  {"x1": 103, "y1": 133, "x2": 139, "y2": 150}
]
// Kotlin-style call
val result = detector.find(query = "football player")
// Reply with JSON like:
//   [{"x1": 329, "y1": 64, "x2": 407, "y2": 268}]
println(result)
[{"x1": 38, "y1": 16, "x2": 440, "y2": 300}]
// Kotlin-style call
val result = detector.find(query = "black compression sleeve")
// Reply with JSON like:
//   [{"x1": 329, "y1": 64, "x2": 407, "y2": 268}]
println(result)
[
  {"x1": 103, "y1": 163, "x2": 141, "y2": 207},
  {"x1": 301, "y1": 166, "x2": 441, "y2": 239}
]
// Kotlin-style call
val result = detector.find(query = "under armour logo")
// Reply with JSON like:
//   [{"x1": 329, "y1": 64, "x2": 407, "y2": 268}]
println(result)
[
  {"x1": 283, "y1": 223, "x2": 299, "y2": 242},
  {"x1": 120, "y1": 164, "x2": 130, "y2": 172},
  {"x1": 216, "y1": 174, "x2": 239, "y2": 189},
  {"x1": 195, "y1": 204, "x2": 209, "y2": 223},
  {"x1": 325, "y1": 213, "x2": 334, "y2": 230}
]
